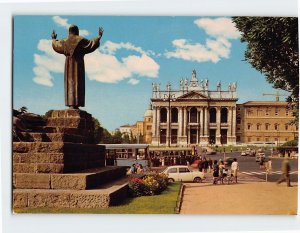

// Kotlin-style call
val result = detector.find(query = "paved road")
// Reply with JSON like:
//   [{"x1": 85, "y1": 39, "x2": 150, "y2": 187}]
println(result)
[{"x1": 205, "y1": 152, "x2": 298, "y2": 182}]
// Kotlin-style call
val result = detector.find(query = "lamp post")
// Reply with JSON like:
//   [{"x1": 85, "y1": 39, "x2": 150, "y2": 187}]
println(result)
[{"x1": 163, "y1": 82, "x2": 176, "y2": 147}]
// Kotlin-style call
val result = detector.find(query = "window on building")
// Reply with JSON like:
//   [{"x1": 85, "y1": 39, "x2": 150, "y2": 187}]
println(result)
[
  {"x1": 247, "y1": 108, "x2": 253, "y2": 116},
  {"x1": 275, "y1": 107, "x2": 279, "y2": 116},
  {"x1": 247, "y1": 124, "x2": 251, "y2": 130},
  {"x1": 237, "y1": 127, "x2": 240, "y2": 131},
  {"x1": 257, "y1": 138, "x2": 260, "y2": 141},
  {"x1": 265, "y1": 123, "x2": 269, "y2": 130},
  {"x1": 285, "y1": 124, "x2": 289, "y2": 130},
  {"x1": 221, "y1": 108, "x2": 228, "y2": 123},
  {"x1": 274, "y1": 124, "x2": 279, "y2": 130},
  {"x1": 286, "y1": 107, "x2": 289, "y2": 116},
  {"x1": 248, "y1": 137, "x2": 251, "y2": 142},
  {"x1": 190, "y1": 107, "x2": 197, "y2": 123},
  {"x1": 171, "y1": 108, "x2": 178, "y2": 123},
  {"x1": 266, "y1": 107, "x2": 270, "y2": 116},
  {"x1": 237, "y1": 107, "x2": 241, "y2": 111},
  {"x1": 209, "y1": 108, "x2": 216, "y2": 123},
  {"x1": 265, "y1": 138, "x2": 269, "y2": 142},
  {"x1": 160, "y1": 129, "x2": 167, "y2": 144},
  {"x1": 171, "y1": 129, "x2": 178, "y2": 144},
  {"x1": 147, "y1": 125, "x2": 152, "y2": 130},
  {"x1": 160, "y1": 108, "x2": 167, "y2": 123},
  {"x1": 257, "y1": 124, "x2": 261, "y2": 130},
  {"x1": 285, "y1": 138, "x2": 288, "y2": 141},
  {"x1": 237, "y1": 136, "x2": 241, "y2": 142},
  {"x1": 237, "y1": 116, "x2": 241, "y2": 124}
]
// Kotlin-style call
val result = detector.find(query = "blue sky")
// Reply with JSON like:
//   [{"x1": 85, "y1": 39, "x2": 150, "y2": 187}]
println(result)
[{"x1": 13, "y1": 16, "x2": 285, "y2": 131}]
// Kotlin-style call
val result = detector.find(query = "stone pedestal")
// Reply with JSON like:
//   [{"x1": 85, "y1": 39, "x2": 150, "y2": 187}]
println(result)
[{"x1": 13, "y1": 109, "x2": 127, "y2": 209}]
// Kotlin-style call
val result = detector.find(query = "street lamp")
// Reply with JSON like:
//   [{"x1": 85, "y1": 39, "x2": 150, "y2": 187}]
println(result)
[{"x1": 163, "y1": 82, "x2": 176, "y2": 147}]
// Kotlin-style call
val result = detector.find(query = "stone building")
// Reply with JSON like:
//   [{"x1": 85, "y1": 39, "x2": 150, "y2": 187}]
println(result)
[
  {"x1": 151, "y1": 70, "x2": 238, "y2": 146},
  {"x1": 236, "y1": 101, "x2": 298, "y2": 144},
  {"x1": 130, "y1": 106, "x2": 153, "y2": 144}
]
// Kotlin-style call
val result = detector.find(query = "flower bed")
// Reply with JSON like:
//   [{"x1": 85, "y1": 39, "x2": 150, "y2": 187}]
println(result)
[{"x1": 128, "y1": 173, "x2": 168, "y2": 197}]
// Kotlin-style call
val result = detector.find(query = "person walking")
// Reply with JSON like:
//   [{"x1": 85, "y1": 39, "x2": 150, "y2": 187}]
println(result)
[
  {"x1": 212, "y1": 160, "x2": 219, "y2": 185},
  {"x1": 277, "y1": 157, "x2": 292, "y2": 187},
  {"x1": 231, "y1": 158, "x2": 239, "y2": 183}
]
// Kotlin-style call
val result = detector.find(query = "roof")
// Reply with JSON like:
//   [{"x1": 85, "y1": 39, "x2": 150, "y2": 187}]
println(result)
[
  {"x1": 144, "y1": 109, "x2": 153, "y2": 117},
  {"x1": 242, "y1": 101, "x2": 289, "y2": 106},
  {"x1": 99, "y1": 144, "x2": 149, "y2": 149},
  {"x1": 119, "y1": 124, "x2": 132, "y2": 128}
]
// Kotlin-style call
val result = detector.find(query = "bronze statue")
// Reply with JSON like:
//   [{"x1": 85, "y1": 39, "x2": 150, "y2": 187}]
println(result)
[{"x1": 52, "y1": 25, "x2": 104, "y2": 109}]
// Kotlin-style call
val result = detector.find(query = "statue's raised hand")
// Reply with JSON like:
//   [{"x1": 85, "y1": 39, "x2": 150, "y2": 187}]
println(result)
[
  {"x1": 51, "y1": 30, "x2": 57, "y2": 40},
  {"x1": 99, "y1": 27, "x2": 104, "y2": 38}
]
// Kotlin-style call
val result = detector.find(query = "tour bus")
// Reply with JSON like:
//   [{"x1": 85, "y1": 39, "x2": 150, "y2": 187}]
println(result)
[{"x1": 99, "y1": 144, "x2": 150, "y2": 167}]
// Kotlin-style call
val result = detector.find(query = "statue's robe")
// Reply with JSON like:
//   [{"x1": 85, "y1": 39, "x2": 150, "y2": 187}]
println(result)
[{"x1": 52, "y1": 35, "x2": 100, "y2": 107}]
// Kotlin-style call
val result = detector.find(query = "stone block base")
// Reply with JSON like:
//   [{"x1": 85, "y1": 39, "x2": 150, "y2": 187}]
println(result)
[
  {"x1": 13, "y1": 166, "x2": 127, "y2": 190},
  {"x1": 13, "y1": 180, "x2": 129, "y2": 209}
]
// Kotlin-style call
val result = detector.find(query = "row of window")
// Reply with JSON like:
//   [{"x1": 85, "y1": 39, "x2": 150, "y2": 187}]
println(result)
[
  {"x1": 247, "y1": 123, "x2": 290, "y2": 131},
  {"x1": 247, "y1": 137, "x2": 290, "y2": 142},
  {"x1": 159, "y1": 107, "x2": 229, "y2": 124},
  {"x1": 245, "y1": 108, "x2": 291, "y2": 117}
]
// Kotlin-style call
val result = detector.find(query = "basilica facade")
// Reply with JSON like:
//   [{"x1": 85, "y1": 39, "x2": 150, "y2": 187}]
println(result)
[{"x1": 151, "y1": 70, "x2": 238, "y2": 147}]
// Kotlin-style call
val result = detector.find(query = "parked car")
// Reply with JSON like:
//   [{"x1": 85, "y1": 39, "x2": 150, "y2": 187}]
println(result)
[
  {"x1": 241, "y1": 151, "x2": 247, "y2": 156},
  {"x1": 162, "y1": 165, "x2": 205, "y2": 183},
  {"x1": 245, "y1": 148, "x2": 256, "y2": 156}
]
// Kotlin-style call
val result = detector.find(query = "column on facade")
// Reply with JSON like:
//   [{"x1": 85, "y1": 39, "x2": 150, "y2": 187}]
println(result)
[
  {"x1": 204, "y1": 107, "x2": 208, "y2": 137},
  {"x1": 227, "y1": 107, "x2": 232, "y2": 138},
  {"x1": 178, "y1": 107, "x2": 183, "y2": 137},
  {"x1": 183, "y1": 107, "x2": 187, "y2": 136},
  {"x1": 166, "y1": 107, "x2": 170, "y2": 144},
  {"x1": 156, "y1": 107, "x2": 160, "y2": 141},
  {"x1": 200, "y1": 108, "x2": 204, "y2": 136},
  {"x1": 216, "y1": 107, "x2": 221, "y2": 144},
  {"x1": 232, "y1": 107, "x2": 236, "y2": 137},
  {"x1": 152, "y1": 106, "x2": 157, "y2": 138}
]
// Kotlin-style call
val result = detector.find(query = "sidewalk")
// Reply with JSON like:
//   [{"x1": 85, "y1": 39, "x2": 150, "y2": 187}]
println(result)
[{"x1": 180, "y1": 181, "x2": 298, "y2": 215}]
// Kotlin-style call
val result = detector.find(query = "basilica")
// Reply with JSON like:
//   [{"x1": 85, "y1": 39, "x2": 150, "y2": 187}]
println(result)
[{"x1": 150, "y1": 70, "x2": 238, "y2": 146}]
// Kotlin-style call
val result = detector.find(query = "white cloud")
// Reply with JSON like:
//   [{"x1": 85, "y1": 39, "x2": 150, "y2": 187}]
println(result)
[
  {"x1": 128, "y1": 78, "x2": 140, "y2": 85},
  {"x1": 52, "y1": 16, "x2": 89, "y2": 36},
  {"x1": 165, "y1": 38, "x2": 231, "y2": 63},
  {"x1": 165, "y1": 17, "x2": 240, "y2": 63},
  {"x1": 194, "y1": 17, "x2": 241, "y2": 39},
  {"x1": 102, "y1": 41, "x2": 155, "y2": 56},
  {"x1": 33, "y1": 39, "x2": 160, "y2": 86}
]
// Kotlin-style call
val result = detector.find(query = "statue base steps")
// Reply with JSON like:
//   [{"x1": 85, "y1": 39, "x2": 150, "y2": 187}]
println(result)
[{"x1": 13, "y1": 177, "x2": 129, "y2": 209}]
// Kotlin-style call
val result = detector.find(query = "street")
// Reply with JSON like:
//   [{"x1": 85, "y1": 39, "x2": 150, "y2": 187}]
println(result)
[{"x1": 204, "y1": 151, "x2": 298, "y2": 182}]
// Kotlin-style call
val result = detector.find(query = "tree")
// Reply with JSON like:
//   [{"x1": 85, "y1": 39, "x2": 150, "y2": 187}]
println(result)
[
  {"x1": 92, "y1": 117, "x2": 103, "y2": 143},
  {"x1": 232, "y1": 17, "x2": 299, "y2": 123}
]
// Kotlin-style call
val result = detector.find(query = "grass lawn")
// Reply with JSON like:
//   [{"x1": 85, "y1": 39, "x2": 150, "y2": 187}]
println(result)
[{"x1": 14, "y1": 183, "x2": 181, "y2": 214}]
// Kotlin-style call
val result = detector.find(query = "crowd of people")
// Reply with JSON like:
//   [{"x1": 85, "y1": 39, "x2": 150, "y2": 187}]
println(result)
[{"x1": 127, "y1": 163, "x2": 145, "y2": 175}]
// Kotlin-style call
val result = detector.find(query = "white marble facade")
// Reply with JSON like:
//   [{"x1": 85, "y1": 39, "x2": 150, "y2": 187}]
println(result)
[{"x1": 151, "y1": 70, "x2": 237, "y2": 146}]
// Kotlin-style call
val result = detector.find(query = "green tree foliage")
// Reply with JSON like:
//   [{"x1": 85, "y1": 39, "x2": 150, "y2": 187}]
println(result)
[
  {"x1": 92, "y1": 117, "x2": 103, "y2": 143},
  {"x1": 232, "y1": 17, "x2": 299, "y2": 123}
]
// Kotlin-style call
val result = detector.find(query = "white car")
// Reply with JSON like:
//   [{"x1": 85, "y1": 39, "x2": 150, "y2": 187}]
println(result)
[{"x1": 162, "y1": 165, "x2": 205, "y2": 183}]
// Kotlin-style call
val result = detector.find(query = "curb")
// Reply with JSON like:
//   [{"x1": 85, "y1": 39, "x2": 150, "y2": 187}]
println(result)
[{"x1": 175, "y1": 182, "x2": 185, "y2": 214}]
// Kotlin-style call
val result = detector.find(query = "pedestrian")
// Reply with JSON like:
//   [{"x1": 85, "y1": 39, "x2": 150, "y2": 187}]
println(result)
[
  {"x1": 198, "y1": 159, "x2": 203, "y2": 172},
  {"x1": 277, "y1": 157, "x2": 292, "y2": 187},
  {"x1": 202, "y1": 157, "x2": 208, "y2": 173},
  {"x1": 137, "y1": 164, "x2": 144, "y2": 174},
  {"x1": 212, "y1": 160, "x2": 219, "y2": 185},
  {"x1": 231, "y1": 158, "x2": 239, "y2": 183},
  {"x1": 219, "y1": 161, "x2": 226, "y2": 184},
  {"x1": 208, "y1": 158, "x2": 212, "y2": 173},
  {"x1": 259, "y1": 156, "x2": 265, "y2": 169}
]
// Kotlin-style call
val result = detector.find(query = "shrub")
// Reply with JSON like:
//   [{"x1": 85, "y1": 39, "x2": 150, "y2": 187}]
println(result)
[{"x1": 128, "y1": 173, "x2": 169, "y2": 197}]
